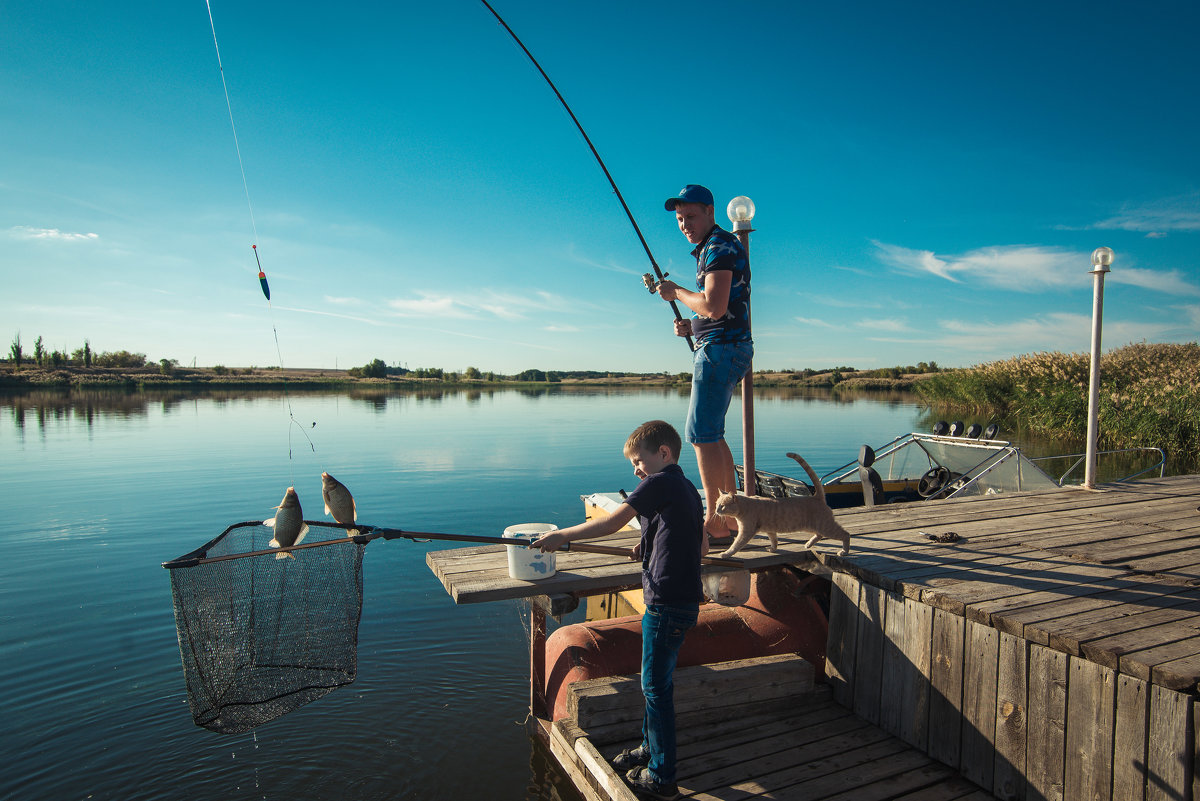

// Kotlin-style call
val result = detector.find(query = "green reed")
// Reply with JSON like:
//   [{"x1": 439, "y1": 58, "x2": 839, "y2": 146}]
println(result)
[{"x1": 914, "y1": 343, "x2": 1200, "y2": 470}]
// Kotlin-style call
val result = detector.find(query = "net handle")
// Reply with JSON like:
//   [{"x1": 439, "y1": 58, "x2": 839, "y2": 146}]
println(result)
[{"x1": 162, "y1": 521, "x2": 745, "y2": 569}]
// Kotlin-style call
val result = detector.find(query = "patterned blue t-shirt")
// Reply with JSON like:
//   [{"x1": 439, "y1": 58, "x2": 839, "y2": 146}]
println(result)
[{"x1": 690, "y1": 225, "x2": 751, "y2": 345}]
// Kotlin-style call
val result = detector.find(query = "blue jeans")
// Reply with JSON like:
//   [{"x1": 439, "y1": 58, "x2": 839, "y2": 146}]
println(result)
[
  {"x1": 684, "y1": 340, "x2": 753, "y2": 444},
  {"x1": 640, "y1": 603, "x2": 699, "y2": 784}
]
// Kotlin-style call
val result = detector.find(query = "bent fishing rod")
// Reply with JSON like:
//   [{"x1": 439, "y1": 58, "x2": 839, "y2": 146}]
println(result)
[{"x1": 478, "y1": 0, "x2": 695, "y2": 352}]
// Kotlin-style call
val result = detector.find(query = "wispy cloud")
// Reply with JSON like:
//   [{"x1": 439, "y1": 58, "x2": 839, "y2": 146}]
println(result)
[
  {"x1": 388, "y1": 294, "x2": 474, "y2": 319},
  {"x1": 1093, "y1": 192, "x2": 1200, "y2": 234},
  {"x1": 9, "y1": 226, "x2": 99, "y2": 242},
  {"x1": 856, "y1": 318, "x2": 911, "y2": 332},
  {"x1": 1181, "y1": 304, "x2": 1200, "y2": 328},
  {"x1": 272, "y1": 305, "x2": 386, "y2": 326},
  {"x1": 386, "y1": 289, "x2": 571, "y2": 321},
  {"x1": 794, "y1": 316, "x2": 836, "y2": 328},
  {"x1": 873, "y1": 241, "x2": 1083, "y2": 291},
  {"x1": 1111, "y1": 268, "x2": 1200, "y2": 296},
  {"x1": 864, "y1": 312, "x2": 1178, "y2": 358}
]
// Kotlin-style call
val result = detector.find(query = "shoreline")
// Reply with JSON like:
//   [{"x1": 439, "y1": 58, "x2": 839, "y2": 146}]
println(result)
[{"x1": 0, "y1": 366, "x2": 928, "y2": 393}]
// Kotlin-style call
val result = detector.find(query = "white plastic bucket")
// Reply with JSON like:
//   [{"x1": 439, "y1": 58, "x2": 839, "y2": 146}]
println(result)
[{"x1": 502, "y1": 523, "x2": 558, "y2": 580}]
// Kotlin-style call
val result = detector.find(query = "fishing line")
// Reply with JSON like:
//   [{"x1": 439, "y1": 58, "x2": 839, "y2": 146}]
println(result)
[
  {"x1": 204, "y1": 1, "x2": 317, "y2": 468},
  {"x1": 478, "y1": 0, "x2": 695, "y2": 352}
]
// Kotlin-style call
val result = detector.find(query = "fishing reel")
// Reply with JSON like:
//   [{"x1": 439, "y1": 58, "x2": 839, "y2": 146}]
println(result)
[{"x1": 642, "y1": 272, "x2": 669, "y2": 294}]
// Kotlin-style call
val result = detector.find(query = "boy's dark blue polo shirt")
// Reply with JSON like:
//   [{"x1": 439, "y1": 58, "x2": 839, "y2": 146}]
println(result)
[{"x1": 624, "y1": 463, "x2": 705, "y2": 606}]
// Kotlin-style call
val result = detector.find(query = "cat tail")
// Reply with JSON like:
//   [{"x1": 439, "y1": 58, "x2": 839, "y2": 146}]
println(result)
[{"x1": 785, "y1": 452, "x2": 826, "y2": 505}]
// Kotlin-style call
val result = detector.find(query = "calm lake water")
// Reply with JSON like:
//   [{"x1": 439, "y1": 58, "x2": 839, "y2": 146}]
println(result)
[{"x1": 0, "y1": 385, "x2": 1164, "y2": 800}]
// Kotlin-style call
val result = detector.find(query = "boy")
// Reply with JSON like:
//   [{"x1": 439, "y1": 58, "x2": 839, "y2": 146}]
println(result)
[{"x1": 532, "y1": 420, "x2": 704, "y2": 800}]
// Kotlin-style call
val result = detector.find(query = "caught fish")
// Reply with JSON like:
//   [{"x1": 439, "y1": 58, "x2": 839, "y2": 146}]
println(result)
[
  {"x1": 265, "y1": 486, "x2": 308, "y2": 559},
  {"x1": 321, "y1": 472, "x2": 357, "y2": 537}
]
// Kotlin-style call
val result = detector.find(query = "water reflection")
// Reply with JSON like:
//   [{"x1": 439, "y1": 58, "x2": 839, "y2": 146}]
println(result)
[{"x1": 2, "y1": 386, "x2": 1187, "y2": 478}]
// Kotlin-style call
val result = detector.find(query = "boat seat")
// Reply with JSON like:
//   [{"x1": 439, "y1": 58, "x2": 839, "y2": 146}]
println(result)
[
  {"x1": 734, "y1": 465, "x2": 813, "y2": 499},
  {"x1": 857, "y1": 444, "x2": 886, "y2": 507}
]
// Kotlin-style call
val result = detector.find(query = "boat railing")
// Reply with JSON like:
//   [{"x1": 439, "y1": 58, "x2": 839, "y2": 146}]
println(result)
[
  {"x1": 820, "y1": 433, "x2": 1015, "y2": 486},
  {"x1": 1028, "y1": 447, "x2": 1167, "y2": 486}
]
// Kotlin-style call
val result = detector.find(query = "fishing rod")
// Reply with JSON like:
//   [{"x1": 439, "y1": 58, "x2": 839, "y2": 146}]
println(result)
[{"x1": 478, "y1": 0, "x2": 695, "y2": 352}]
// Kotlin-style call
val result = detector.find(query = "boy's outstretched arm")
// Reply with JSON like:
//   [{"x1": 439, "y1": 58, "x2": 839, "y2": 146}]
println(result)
[{"x1": 531, "y1": 503, "x2": 638, "y2": 552}]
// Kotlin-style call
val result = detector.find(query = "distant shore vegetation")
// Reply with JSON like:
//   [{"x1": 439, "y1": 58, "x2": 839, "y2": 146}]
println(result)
[
  {"x1": 4, "y1": 332, "x2": 1195, "y2": 462},
  {"x1": 2, "y1": 331, "x2": 943, "y2": 391}
]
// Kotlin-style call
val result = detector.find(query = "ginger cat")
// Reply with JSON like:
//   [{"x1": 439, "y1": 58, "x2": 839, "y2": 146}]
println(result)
[{"x1": 714, "y1": 452, "x2": 851, "y2": 558}]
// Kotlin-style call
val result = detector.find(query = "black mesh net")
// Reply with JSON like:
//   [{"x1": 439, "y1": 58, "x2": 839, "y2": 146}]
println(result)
[{"x1": 166, "y1": 521, "x2": 366, "y2": 734}]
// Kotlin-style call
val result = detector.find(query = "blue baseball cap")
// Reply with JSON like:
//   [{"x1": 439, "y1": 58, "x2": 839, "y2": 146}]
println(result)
[{"x1": 664, "y1": 184, "x2": 714, "y2": 210}]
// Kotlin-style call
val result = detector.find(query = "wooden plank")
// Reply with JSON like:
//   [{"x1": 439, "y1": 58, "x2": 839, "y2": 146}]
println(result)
[
  {"x1": 1026, "y1": 645, "x2": 1068, "y2": 801},
  {"x1": 853, "y1": 582, "x2": 888, "y2": 725},
  {"x1": 1146, "y1": 684, "x2": 1193, "y2": 801},
  {"x1": 826, "y1": 571, "x2": 861, "y2": 708},
  {"x1": 989, "y1": 575, "x2": 1195, "y2": 638},
  {"x1": 879, "y1": 590, "x2": 907, "y2": 738},
  {"x1": 817, "y1": 761, "x2": 961, "y2": 801},
  {"x1": 567, "y1": 654, "x2": 814, "y2": 728},
  {"x1": 960, "y1": 620, "x2": 999, "y2": 791},
  {"x1": 684, "y1": 723, "x2": 908, "y2": 799},
  {"x1": 1122, "y1": 634, "x2": 1200, "y2": 688},
  {"x1": 900, "y1": 598, "x2": 934, "y2": 750},
  {"x1": 1051, "y1": 607, "x2": 1200, "y2": 659},
  {"x1": 994, "y1": 632, "x2": 1029, "y2": 801},
  {"x1": 1029, "y1": 583, "x2": 1200, "y2": 651},
  {"x1": 1113, "y1": 674, "x2": 1149, "y2": 801},
  {"x1": 1063, "y1": 657, "x2": 1115, "y2": 801},
  {"x1": 1083, "y1": 619, "x2": 1200, "y2": 673},
  {"x1": 928, "y1": 607, "x2": 965, "y2": 767},
  {"x1": 574, "y1": 735, "x2": 641, "y2": 801}
]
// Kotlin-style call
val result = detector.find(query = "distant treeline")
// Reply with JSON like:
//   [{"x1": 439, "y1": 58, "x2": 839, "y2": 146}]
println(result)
[{"x1": 7, "y1": 332, "x2": 164, "y2": 371}]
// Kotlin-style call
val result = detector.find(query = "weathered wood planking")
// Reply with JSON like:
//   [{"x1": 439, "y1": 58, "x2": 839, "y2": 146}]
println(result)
[
  {"x1": 826, "y1": 570, "x2": 861, "y2": 708},
  {"x1": 961, "y1": 620, "x2": 999, "y2": 791},
  {"x1": 1064, "y1": 658, "x2": 1115, "y2": 801},
  {"x1": 994, "y1": 632, "x2": 1029, "y2": 801},
  {"x1": 1148, "y1": 684, "x2": 1194, "y2": 801},
  {"x1": 1026, "y1": 644, "x2": 1068, "y2": 801},
  {"x1": 1114, "y1": 674, "x2": 1149, "y2": 801}
]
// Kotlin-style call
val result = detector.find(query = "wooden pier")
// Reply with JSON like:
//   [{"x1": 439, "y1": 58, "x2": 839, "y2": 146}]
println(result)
[{"x1": 427, "y1": 474, "x2": 1200, "y2": 800}]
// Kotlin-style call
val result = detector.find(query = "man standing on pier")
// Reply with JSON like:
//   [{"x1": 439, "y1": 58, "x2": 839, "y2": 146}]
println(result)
[{"x1": 655, "y1": 184, "x2": 753, "y2": 545}]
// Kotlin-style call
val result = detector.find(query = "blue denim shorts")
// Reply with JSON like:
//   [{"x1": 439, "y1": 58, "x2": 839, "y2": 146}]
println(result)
[{"x1": 684, "y1": 340, "x2": 753, "y2": 444}]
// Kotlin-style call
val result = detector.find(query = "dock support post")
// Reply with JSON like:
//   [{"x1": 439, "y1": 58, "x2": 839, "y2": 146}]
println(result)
[{"x1": 531, "y1": 601, "x2": 548, "y2": 720}]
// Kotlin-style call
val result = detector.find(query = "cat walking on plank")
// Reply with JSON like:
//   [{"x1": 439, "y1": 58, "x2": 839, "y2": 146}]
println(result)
[{"x1": 714, "y1": 452, "x2": 851, "y2": 559}]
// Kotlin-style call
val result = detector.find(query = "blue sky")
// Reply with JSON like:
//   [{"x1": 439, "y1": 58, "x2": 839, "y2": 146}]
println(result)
[{"x1": 3, "y1": 1, "x2": 1197, "y2": 374}]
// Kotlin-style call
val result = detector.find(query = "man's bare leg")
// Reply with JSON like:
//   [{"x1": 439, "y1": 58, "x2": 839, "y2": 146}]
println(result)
[{"x1": 694, "y1": 439, "x2": 736, "y2": 538}]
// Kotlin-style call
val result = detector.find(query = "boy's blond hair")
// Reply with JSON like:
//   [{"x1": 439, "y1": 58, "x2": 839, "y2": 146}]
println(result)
[{"x1": 624, "y1": 420, "x2": 682, "y2": 461}]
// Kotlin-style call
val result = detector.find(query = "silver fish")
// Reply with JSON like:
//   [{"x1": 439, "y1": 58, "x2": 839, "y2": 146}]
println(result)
[
  {"x1": 265, "y1": 486, "x2": 309, "y2": 559},
  {"x1": 321, "y1": 472, "x2": 357, "y2": 537}
]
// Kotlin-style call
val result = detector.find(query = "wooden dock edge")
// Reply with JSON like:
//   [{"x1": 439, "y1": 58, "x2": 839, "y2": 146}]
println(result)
[{"x1": 826, "y1": 569, "x2": 1199, "y2": 801}]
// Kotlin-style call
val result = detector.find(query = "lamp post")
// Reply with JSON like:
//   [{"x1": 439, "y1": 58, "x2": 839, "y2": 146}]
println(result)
[
  {"x1": 1084, "y1": 246, "x2": 1113, "y2": 489},
  {"x1": 728, "y1": 196, "x2": 756, "y2": 495}
]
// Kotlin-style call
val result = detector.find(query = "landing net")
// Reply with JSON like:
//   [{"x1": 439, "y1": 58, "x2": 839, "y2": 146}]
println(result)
[{"x1": 165, "y1": 521, "x2": 366, "y2": 734}]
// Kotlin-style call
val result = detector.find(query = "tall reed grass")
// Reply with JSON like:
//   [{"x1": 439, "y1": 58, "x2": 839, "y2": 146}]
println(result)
[{"x1": 915, "y1": 343, "x2": 1200, "y2": 469}]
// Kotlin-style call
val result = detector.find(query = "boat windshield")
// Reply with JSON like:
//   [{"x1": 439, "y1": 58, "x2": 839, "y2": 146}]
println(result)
[{"x1": 828, "y1": 433, "x2": 1062, "y2": 499}]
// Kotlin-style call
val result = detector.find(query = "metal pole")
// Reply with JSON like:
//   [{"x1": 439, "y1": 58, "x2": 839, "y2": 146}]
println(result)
[
  {"x1": 735, "y1": 227, "x2": 755, "y2": 496},
  {"x1": 1084, "y1": 247, "x2": 1113, "y2": 489}
]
